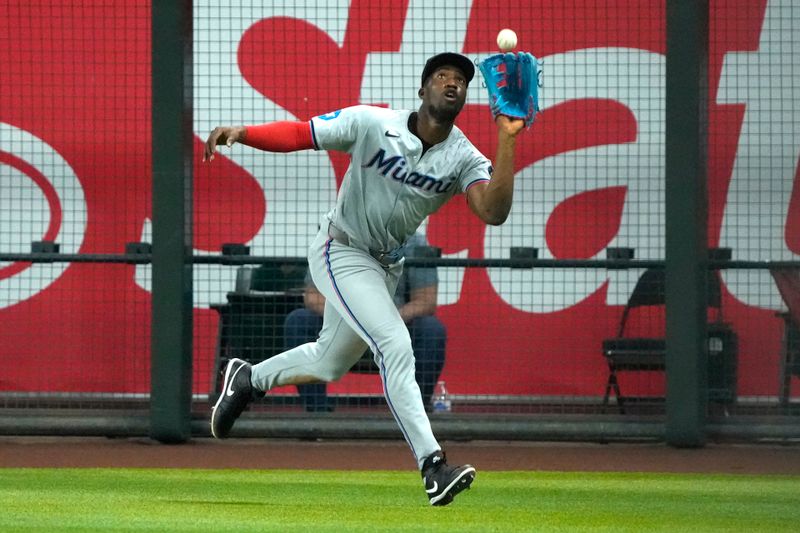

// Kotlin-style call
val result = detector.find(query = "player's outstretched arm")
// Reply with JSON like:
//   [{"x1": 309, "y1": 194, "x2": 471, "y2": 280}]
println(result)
[
  {"x1": 466, "y1": 115, "x2": 525, "y2": 225},
  {"x1": 202, "y1": 121, "x2": 314, "y2": 162}
]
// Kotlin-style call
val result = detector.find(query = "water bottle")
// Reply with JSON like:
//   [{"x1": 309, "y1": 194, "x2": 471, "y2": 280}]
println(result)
[{"x1": 432, "y1": 380, "x2": 452, "y2": 413}]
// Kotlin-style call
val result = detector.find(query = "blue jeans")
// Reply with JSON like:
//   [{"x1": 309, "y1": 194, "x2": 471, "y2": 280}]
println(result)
[{"x1": 283, "y1": 308, "x2": 446, "y2": 412}]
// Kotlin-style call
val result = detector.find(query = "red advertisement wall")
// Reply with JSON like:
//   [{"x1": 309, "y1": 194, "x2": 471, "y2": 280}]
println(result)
[{"x1": 1, "y1": 1, "x2": 797, "y2": 399}]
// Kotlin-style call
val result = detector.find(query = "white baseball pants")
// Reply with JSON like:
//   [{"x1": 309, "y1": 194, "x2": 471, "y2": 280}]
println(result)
[{"x1": 250, "y1": 226, "x2": 440, "y2": 468}]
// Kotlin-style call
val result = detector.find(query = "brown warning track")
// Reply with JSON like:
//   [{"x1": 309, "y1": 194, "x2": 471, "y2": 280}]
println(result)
[{"x1": 2, "y1": 437, "x2": 800, "y2": 475}]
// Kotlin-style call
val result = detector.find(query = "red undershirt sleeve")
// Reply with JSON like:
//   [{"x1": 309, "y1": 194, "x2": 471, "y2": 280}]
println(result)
[{"x1": 242, "y1": 121, "x2": 314, "y2": 152}]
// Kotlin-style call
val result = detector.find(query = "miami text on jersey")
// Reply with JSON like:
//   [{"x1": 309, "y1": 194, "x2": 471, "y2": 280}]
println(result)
[{"x1": 364, "y1": 148, "x2": 455, "y2": 194}]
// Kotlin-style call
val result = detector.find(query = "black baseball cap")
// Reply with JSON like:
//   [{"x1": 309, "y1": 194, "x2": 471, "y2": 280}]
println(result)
[{"x1": 420, "y1": 52, "x2": 475, "y2": 87}]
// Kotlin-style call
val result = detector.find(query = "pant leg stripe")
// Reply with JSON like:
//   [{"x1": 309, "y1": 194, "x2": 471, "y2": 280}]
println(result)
[{"x1": 322, "y1": 239, "x2": 418, "y2": 460}]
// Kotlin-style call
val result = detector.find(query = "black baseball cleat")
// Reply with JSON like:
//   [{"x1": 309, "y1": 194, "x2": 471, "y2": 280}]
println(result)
[
  {"x1": 211, "y1": 358, "x2": 254, "y2": 439},
  {"x1": 421, "y1": 451, "x2": 476, "y2": 506}
]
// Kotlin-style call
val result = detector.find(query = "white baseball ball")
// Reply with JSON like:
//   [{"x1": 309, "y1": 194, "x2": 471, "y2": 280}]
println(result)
[{"x1": 496, "y1": 29, "x2": 517, "y2": 52}]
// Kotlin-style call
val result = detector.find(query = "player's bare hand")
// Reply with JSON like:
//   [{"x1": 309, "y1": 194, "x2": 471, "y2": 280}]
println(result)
[
  {"x1": 203, "y1": 126, "x2": 246, "y2": 161},
  {"x1": 496, "y1": 115, "x2": 526, "y2": 138}
]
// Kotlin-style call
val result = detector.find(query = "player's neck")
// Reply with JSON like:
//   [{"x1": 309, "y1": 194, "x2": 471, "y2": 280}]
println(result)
[{"x1": 411, "y1": 110, "x2": 453, "y2": 148}]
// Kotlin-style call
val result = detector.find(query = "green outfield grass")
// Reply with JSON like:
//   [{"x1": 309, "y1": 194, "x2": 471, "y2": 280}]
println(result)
[{"x1": 1, "y1": 468, "x2": 798, "y2": 532}]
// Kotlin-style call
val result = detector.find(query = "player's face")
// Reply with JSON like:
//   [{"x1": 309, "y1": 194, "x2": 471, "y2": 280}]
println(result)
[{"x1": 423, "y1": 66, "x2": 468, "y2": 121}]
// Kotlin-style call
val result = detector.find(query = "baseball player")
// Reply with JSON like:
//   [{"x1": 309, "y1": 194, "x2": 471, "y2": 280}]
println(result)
[{"x1": 203, "y1": 52, "x2": 527, "y2": 506}]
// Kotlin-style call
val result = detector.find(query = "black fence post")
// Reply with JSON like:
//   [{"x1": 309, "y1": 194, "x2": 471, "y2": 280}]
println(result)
[
  {"x1": 665, "y1": 0, "x2": 709, "y2": 447},
  {"x1": 150, "y1": 0, "x2": 193, "y2": 443}
]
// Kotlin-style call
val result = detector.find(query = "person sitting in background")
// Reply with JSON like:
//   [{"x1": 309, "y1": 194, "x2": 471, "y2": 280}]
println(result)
[{"x1": 284, "y1": 231, "x2": 446, "y2": 412}]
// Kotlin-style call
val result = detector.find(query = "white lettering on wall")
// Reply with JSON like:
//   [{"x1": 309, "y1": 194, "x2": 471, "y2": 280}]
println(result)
[
  {"x1": 176, "y1": 0, "x2": 798, "y2": 314},
  {"x1": 485, "y1": 48, "x2": 665, "y2": 312},
  {"x1": 717, "y1": 0, "x2": 800, "y2": 310}
]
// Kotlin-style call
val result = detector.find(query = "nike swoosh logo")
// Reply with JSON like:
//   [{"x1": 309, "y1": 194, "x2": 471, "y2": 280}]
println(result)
[
  {"x1": 425, "y1": 480, "x2": 438, "y2": 494},
  {"x1": 384, "y1": 130, "x2": 400, "y2": 137},
  {"x1": 225, "y1": 363, "x2": 246, "y2": 397}
]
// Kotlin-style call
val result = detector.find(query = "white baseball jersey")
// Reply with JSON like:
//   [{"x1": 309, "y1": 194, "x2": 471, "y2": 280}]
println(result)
[{"x1": 309, "y1": 105, "x2": 492, "y2": 253}]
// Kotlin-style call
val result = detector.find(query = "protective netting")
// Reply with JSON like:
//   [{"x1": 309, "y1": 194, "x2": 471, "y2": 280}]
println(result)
[{"x1": 1, "y1": 1, "x2": 797, "y2": 433}]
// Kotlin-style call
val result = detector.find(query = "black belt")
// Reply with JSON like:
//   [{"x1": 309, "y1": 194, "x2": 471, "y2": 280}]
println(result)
[{"x1": 327, "y1": 222, "x2": 401, "y2": 267}]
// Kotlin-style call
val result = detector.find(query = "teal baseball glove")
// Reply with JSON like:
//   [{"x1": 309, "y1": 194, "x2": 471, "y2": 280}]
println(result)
[{"x1": 478, "y1": 52, "x2": 541, "y2": 127}]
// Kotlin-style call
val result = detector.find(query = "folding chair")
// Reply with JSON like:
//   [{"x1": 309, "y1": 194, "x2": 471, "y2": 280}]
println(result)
[{"x1": 601, "y1": 268, "x2": 734, "y2": 411}]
